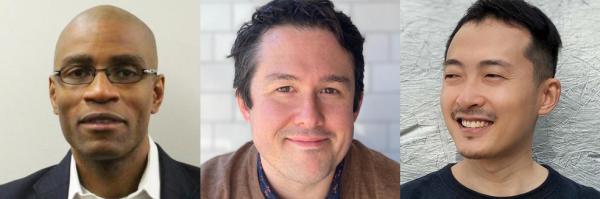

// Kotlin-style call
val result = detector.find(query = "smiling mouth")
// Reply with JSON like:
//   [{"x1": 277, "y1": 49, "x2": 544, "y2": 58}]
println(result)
[
  {"x1": 286, "y1": 136, "x2": 329, "y2": 148},
  {"x1": 457, "y1": 118, "x2": 493, "y2": 129}
]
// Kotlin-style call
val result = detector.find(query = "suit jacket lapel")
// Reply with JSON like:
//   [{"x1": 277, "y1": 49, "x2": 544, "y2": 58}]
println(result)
[
  {"x1": 28, "y1": 146, "x2": 199, "y2": 199},
  {"x1": 157, "y1": 144, "x2": 199, "y2": 198},
  {"x1": 33, "y1": 151, "x2": 70, "y2": 199}
]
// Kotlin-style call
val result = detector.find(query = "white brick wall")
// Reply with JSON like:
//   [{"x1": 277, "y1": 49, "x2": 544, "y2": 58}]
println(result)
[
  {"x1": 200, "y1": 4, "x2": 231, "y2": 31},
  {"x1": 200, "y1": 0, "x2": 400, "y2": 164},
  {"x1": 353, "y1": 3, "x2": 401, "y2": 31}
]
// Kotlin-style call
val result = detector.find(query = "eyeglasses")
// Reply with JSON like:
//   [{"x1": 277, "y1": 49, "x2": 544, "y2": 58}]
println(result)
[{"x1": 53, "y1": 65, "x2": 157, "y2": 85}]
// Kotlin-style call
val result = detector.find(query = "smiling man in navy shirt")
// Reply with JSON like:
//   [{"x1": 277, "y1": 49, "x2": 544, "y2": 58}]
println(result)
[{"x1": 401, "y1": 0, "x2": 600, "y2": 198}]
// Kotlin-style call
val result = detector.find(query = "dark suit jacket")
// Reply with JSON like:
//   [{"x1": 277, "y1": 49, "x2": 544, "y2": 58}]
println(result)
[{"x1": 0, "y1": 144, "x2": 199, "y2": 199}]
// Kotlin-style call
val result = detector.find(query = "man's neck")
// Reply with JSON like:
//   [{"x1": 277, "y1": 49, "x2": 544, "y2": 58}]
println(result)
[
  {"x1": 451, "y1": 147, "x2": 548, "y2": 197},
  {"x1": 73, "y1": 137, "x2": 150, "y2": 198},
  {"x1": 261, "y1": 158, "x2": 334, "y2": 199}
]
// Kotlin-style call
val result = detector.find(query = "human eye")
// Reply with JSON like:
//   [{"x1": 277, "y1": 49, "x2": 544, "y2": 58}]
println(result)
[
  {"x1": 485, "y1": 73, "x2": 505, "y2": 79},
  {"x1": 111, "y1": 66, "x2": 140, "y2": 80},
  {"x1": 320, "y1": 87, "x2": 339, "y2": 95},
  {"x1": 275, "y1": 86, "x2": 293, "y2": 93},
  {"x1": 443, "y1": 71, "x2": 462, "y2": 80},
  {"x1": 443, "y1": 70, "x2": 464, "y2": 85},
  {"x1": 444, "y1": 74, "x2": 459, "y2": 79},
  {"x1": 63, "y1": 65, "x2": 93, "y2": 79}
]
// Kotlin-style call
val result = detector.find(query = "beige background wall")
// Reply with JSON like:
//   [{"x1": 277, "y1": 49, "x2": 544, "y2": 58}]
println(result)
[{"x1": 0, "y1": 0, "x2": 200, "y2": 184}]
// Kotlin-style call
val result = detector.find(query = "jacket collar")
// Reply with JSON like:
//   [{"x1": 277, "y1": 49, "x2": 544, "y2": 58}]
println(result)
[
  {"x1": 31, "y1": 143, "x2": 199, "y2": 199},
  {"x1": 157, "y1": 144, "x2": 199, "y2": 198},
  {"x1": 33, "y1": 151, "x2": 71, "y2": 199}
]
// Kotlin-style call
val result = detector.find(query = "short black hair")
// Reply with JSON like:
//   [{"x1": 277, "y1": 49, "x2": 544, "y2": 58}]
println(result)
[
  {"x1": 444, "y1": 0, "x2": 562, "y2": 83},
  {"x1": 230, "y1": 0, "x2": 365, "y2": 111}
]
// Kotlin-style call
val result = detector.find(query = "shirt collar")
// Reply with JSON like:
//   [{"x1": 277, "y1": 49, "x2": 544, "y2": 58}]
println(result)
[
  {"x1": 68, "y1": 136, "x2": 161, "y2": 199},
  {"x1": 256, "y1": 154, "x2": 345, "y2": 199}
]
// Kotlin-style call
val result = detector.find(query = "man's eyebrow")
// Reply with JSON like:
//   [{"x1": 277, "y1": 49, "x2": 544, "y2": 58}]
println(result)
[
  {"x1": 443, "y1": 59, "x2": 512, "y2": 68},
  {"x1": 321, "y1": 74, "x2": 351, "y2": 86},
  {"x1": 266, "y1": 73, "x2": 298, "y2": 81},
  {"x1": 443, "y1": 59, "x2": 463, "y2": 68},
  {"x1": 61, "y1": 54, "x2": 94, "y2": 67},
  {"x1": 479, "y1": 59, "x2": 512, "y2": 68},
  {"x1": 265, "y1": 73, "x2": 351, "y2": 86},
  {"x1": 109, "y1": 54, "x2": 146, "y2": 67}
]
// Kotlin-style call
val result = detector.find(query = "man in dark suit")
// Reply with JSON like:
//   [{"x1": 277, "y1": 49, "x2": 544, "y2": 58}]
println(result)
[{"x1": 0, "y1": 5, "x2": 198, "y2": 198}]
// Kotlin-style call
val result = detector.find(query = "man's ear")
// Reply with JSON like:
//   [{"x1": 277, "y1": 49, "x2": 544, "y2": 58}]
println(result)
[
  {"x1": 150, "y1": 75, "x2": 165, "y2": 114},
  {"x1": 353, "y1": 92, "x2": 363, "y2": 121},
  {"x1": 236, "y1": 94, "x2": 251, "y2": 122},
  {"x1": 537, "y1": 78, "x2": 561, "y2": 115},
  {"x1": 49, "y1": 77, "x2": 59, "y2": 115}
]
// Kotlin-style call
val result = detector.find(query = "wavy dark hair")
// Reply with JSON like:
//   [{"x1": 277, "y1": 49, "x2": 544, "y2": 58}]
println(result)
[{"x1": 230, "y1": 0, "x2": 365, "y2": 111}]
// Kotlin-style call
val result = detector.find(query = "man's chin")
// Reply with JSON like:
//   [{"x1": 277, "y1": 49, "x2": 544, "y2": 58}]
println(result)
[
  {"x1": 278, "y1": 153, "x2": 336, "y2": 184},
  {"x1": 74, "y1": 144, "x2": 126, "y2": 161},
  {"x1": 281, "y1": 161, "x2": 333, "y2": 184},
  {"x1": 457, "y1": 148, "x2": 497, "y2": 160}
]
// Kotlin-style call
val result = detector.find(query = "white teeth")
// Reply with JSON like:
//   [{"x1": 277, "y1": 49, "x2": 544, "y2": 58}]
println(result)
[{"x1": 461, "y1": 120, "x2": 491, "y2": 128}]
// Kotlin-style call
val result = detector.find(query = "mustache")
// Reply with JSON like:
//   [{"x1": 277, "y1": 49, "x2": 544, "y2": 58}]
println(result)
[
  {"x1": 450, "y1": 106, "x2": 496, "y2": 121},
  {"x1": 279, "y1": 127, "x2": 334, "y2": 139}
]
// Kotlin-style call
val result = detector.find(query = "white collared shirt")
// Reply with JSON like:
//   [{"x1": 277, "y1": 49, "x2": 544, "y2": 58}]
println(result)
[{"x1": 68, "y1": 136, "x2": 161, "y2": 199}]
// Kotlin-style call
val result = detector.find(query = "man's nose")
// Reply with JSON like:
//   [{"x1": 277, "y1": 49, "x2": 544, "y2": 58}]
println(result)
[
  {"x1": 294, "y1": 93, "x2": 325, "y2": 128},
  {"x1": 455, "y1": 79, "x2": 485, "y2": 109},
  {"x1": 82, "y1": 72, "x2": 120, "y2": 104}
]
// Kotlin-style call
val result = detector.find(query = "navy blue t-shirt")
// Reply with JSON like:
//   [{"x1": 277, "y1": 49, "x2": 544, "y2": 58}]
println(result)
[{"x1": 401, "y1": 164, "x2": 600, "y2": 199}]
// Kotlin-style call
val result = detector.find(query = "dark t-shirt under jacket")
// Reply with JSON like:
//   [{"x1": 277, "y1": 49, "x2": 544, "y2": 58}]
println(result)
[{"x1": 401, "y1": 164, "x2": 600, "y2": 199}]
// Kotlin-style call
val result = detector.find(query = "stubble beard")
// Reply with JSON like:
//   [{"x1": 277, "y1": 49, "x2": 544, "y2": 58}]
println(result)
[
  {"x1": 271, "y1": 149, "x2": 337, "y2": 185},
  {"x1": 271, "y1": 127, "x2": 338, "y2": 185}
]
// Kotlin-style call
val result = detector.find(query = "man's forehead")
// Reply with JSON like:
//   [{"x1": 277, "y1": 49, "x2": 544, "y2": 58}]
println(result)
[
  {"x1": 70, "y1": 5, "x2": 143, "y2": 26},
  {"x1": 54, "y1": 6, "x2": 157, "y2": 69},
  {"x1": 259, "y1": 27, "x2": 352, "y2": 59},
  {"x1": 57, "y1": 5, "x2": 150, "y2": 43},
  {"x1": 259, "y1": 25, "x2": 340, "y2": 49},
  {"x1": 447, "y1": 19, "x2": 531, "y2": 63},
  {"x1": 60, "y1": 54, "x2": 146, "y2": 66},
  {"x1": 55, "y1": 25, "x2": 149, "y2": 65},
  {"x1": 452, "y1": 18, "x2": 532, "y2": 46},
  {"x1": 60, "y1": 20, "x2": 141, "y2": 43}
]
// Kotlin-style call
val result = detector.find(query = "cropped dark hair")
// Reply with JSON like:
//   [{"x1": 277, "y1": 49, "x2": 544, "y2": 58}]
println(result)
[
  {"x1": 445, "y1": 0, "x2": 562, "y2": 83},
  {"x1": 230, "y1": 0, "x2": 365, "y2": 111}
]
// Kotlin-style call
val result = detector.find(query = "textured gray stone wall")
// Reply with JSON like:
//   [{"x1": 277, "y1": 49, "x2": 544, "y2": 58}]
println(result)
[{"x1": 400, "y1": 0, "x2": 600, "y2": 189}]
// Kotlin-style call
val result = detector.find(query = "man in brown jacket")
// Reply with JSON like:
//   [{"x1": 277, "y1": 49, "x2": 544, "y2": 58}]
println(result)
[{"x1": 200, "y1": 0, "x2": 399, "y2": 198}]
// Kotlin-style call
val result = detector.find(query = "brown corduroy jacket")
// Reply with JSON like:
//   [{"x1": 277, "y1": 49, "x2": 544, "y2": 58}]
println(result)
[{"x1": 200, "y1": 140, "x2": 399, "y2": 198}]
